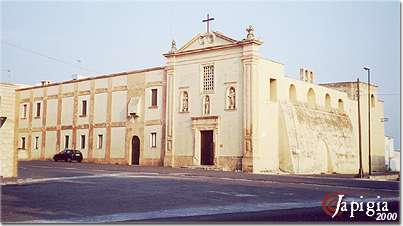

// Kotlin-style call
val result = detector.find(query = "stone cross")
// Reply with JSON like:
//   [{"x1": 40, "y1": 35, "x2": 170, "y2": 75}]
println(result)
[{"x1": 202, "y1": 14, "x2": 214, "y2": 33}]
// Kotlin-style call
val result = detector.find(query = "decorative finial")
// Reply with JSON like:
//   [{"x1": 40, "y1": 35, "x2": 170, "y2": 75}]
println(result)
[
  {"x1": 170, "y1": 39, "x2": 177, "y2": 53},
  {"x1": 246, "y1": 25, "x2": 255, "y2": 40}
]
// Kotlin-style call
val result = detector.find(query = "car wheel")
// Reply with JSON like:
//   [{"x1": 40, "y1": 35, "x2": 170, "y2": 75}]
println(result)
[
  {"x1": 67, "y1": 157, "x2": 72, "y2": 162},
  {"x1": 77, "y1": 158, "x2": 82, "y2": 163}
]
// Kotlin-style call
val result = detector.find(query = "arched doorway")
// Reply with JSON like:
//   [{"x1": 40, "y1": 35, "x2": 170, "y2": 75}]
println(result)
[{"x1": 131, "y1": 136, "x2": 140, "y2": 165}]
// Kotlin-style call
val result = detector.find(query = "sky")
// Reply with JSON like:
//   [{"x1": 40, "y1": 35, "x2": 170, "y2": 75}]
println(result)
[{"x1": 1, "y1": 1, "x2": 400, "y2": 148}]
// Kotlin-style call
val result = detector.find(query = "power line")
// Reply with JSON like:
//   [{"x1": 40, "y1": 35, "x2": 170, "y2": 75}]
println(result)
[{"x1": 2, "y1": 40, "x2": 101, "y2": 74}]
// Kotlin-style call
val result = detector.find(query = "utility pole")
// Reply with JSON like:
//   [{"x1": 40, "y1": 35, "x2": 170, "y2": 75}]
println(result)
[
  {"x1": 357, "y1": 78, "x2": 364, "y2": 178},
  {"x1": 363, "y1": 67, "x2": 371, "y2": 175}
]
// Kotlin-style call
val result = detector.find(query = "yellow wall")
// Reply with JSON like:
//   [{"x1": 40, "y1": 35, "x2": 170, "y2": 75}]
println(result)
[{"x1": 0, "y1": 83, "x2": 19, "y2": 178}]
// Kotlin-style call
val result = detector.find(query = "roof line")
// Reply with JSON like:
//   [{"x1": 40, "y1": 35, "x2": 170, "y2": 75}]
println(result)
[
  {"x1": 319, "y1": 81, "x2": 378, "y2": 88},
  {"x1": 16, "y1": 66, "x2": 165, "y2": 91}
]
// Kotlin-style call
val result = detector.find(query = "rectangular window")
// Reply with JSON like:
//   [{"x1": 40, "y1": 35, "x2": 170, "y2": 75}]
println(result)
[
  {"x1": 21, "y1": 137, "x2": 26, "y2": 149},
  {"x1": 65, "y1": 135, "x2": 69, "y2": 149},
  {"x1": 270, "y1": 78, "x2": 277, "y2": 102},
  {"x1": 203, "y1": 65, "x2": 214, "y2": 92},
  {"x1": 97, "y1": 134, "x2": 103, "y2": 149},
  {"x1": 81, "y1": 100, "x2": 87, "y2": 116},
  {"x1": 34, "y1": 136, "x2": 39, "y2": 150},
  {"x1": 151, "y1": 89, "x2": 158, "y2": 107},
  {"x1": 81, "y1": 135, "x2": 86, "y2": 149},
  {"x1": 150, "y1": 132, "x2": 157, "y2": 148},
  {"x1": 22, "y1": 104, "x2": 27, "y2": 119},
  {"x1": 36, "y1": 102, "x2": 41, "y2": 117}
]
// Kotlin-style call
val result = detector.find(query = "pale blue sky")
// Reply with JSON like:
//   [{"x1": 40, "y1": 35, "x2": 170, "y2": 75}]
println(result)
[{"x1": 1, "y1": 1, "x2": 400, "y2": 148}]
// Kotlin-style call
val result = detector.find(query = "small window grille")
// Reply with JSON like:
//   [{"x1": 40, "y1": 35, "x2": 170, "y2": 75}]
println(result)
[{"x1": 203, "y1": 65, "x2": 214, "y2": 92}]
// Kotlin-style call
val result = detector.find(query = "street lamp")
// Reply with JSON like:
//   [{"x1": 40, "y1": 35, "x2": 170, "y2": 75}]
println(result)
[
  {"x1": 363, "y1": 67, "x2": 371, "y2": 175},
  {"x1": 356, "y1": 79, "x2": 364, "y2": 178}
]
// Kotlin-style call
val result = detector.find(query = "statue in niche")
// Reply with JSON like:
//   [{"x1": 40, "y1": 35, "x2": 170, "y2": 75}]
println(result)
[
  {"x1": 204, "y1": 95, "x2": 210, "y2": 115},
  {"x1": 182, "y1": 91, "x2": 189, "y2": 112},
  {"x1": 228, "y1": 87, "x2": 236, "y2": 109}
]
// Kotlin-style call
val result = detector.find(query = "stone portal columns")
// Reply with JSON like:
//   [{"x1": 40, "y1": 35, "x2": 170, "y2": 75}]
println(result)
[
  {"x1": 164, "y1": 54, "x2": 176, "y2": 167},
  {"x1": 241, "y1": 37, "x2": 262, "y2": 172}
]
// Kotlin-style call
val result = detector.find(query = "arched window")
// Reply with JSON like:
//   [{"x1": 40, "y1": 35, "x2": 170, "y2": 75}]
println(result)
[
  {"x1": 325, "y1": 94, "x2": 331, "y2": 111},
  {"x1": 307, "y1": 88, "x2": 316, "y2": 108},
  {"x1": 338, "y1": 99, "x2": 344, "y2": 113},
  {"x1": 180, "y1": 91, "x2": 189, "y2": 112},
  {"x1": 226, "y1": 87, "x2": 236, "y2": 110},
  {"x1": 371, "y1": 94, "x2": 375, "y2": 108},
  {"x1": 289, "y1": 84, "x2": 296, "y2": 103}
]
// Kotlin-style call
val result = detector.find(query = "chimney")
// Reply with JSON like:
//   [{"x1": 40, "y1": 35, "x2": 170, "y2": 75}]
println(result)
[
  {"x1": 40, "y1": 80, "x2": 51, "y2": 86},
  {"x1": 72, "y1": 74, "x2": 79, "y2": 80},
  {"x1": 299, "y1": 68, "x2": 314, "y2": 83}
]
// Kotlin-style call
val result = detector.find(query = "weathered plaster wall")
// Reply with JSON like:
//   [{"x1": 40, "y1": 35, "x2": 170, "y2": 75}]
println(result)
[
  {"x1": 171, "y1": 46, "x2": 244, "y2": 168},
  {"x1": 143, "y1": 69, "x2": 166, "y2": 166},
  {"x1": 92, "y1": 128, "x2": 106, "y2": 159},
  {"x1": 44, "y1": 131, "x2": 57, "y2": 158},
  {"x1": 279, "y1": 102, "x2": 357, "y2": 174},
  {"x1": 253, "y1": 59, "x2": 284, "y2": 173},
  {"x1": 321, "y1": 82, "x2": 386, "y2": 173},
  {"x1": 125, "y1": 72, "x2": 146, "y2": 165},
  {"x1": 94, "y1": 93, "x2": 107, "y2": 123}
]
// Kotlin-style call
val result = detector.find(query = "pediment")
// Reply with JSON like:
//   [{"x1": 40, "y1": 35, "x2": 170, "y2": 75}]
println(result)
[{"x1": 177, "y1": 31, "x2": 239, "y2": 52}]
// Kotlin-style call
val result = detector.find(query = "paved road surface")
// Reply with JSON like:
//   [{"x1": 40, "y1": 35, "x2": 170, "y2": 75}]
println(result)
[{"x1": 1, "y1": 161, "x2": 400, "y2": 223}]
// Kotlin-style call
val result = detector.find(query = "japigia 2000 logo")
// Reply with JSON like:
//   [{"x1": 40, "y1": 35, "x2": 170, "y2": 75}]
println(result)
[{"x1": 321, "y1": 192, "x2": 398, "y2": 221}]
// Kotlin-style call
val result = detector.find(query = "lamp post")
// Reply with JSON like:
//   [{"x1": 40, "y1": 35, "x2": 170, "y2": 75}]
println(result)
[
  {"x1": 356, "y1": 79, "x2": 364, "y2": 178},
  {"x1": 363, "y1": 66, "x2": 371, "y2": 175}
]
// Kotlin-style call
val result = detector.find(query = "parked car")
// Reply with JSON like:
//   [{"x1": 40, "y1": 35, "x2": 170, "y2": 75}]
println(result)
[{"x1": 53, "y1": 149, "x2": 83, "y2": 162}]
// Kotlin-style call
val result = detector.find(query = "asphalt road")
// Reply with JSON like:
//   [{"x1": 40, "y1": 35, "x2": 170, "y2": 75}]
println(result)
[{"x1": 1, "y1": 160, "x2": 400, "y2": 223}]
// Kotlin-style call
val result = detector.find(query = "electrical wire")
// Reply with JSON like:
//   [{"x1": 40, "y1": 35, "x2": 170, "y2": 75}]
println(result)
[{"x1": 2, "y1": 40, "x2": 101, "y2": 74}]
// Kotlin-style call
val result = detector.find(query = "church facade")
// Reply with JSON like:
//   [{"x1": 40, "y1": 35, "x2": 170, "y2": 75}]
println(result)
[{"x1": 9, "y1": 26, "x2": 385, "y2": 175}]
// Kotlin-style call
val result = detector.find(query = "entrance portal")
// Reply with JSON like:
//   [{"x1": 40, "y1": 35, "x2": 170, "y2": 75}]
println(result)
[
  {"x1": 132, "y1": 136, "x2": 140, "y2": 165},
  {"x1": 200, "y1": 130, "x2": 214, "y2": 165}
]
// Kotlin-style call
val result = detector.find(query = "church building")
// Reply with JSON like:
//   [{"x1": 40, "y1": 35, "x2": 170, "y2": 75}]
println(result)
[{"x1": 7, "y1": 22, "x2": 386, "y2": 175}]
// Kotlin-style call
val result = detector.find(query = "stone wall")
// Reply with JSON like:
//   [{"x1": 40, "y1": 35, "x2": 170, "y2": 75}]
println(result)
[
  {"x1": 0, "y1": 83, "x2": 18, "y2": 179},
  {"x1": 279, "y1": 102, "x2": 357, "y2": 174}
]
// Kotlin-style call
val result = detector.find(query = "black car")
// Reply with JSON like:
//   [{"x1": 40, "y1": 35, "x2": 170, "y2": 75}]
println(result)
[{"x1": 53, "y1": 149, "x2": 83, "y2": 162}]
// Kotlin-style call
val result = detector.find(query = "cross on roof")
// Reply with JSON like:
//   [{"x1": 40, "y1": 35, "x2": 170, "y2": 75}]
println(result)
[{"x1": 202, "y1": 14, "x2": 214, "y2": 33}]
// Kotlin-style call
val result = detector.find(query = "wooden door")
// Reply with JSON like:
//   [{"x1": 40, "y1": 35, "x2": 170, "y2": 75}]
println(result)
[
  {"x1": 132, "y1": 136, "x2": 140, "y2": 165},
  {"x1": 200, "y1": 130, "x2": 214, "y2": 165}
]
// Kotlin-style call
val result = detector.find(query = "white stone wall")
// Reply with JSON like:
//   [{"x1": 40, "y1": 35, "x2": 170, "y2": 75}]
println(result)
[
  {"x1": 171, "y1": 47, "x2": 244, "y2": 162},
  {"x1": 111, "y1": 91, "x2": 127, "y2": 122},
  {"x1": 61, "y1": 97, "x2": 73, "y2": 125},
  {"x1": 110, "y1": 127, "x2": 126, "y2": 158},
  {"x1": 77, "y1": 95, "x2": 90, "y2": 125},
  {"x1": 30, "y1": 132, "x2": 42, "y2": 159},
  {"x1": 45, "y1": 131, "x2": 57, "y2": 158},
  {"x1": 143, "y1": 70, "x2": 165, "y2": 163},
  {"x1": 46, "y1": 99, "x2": 58, "y2": 126},
  {"x1": 93, "y1": 128, "x2": 106, "y2": 159},
  {"x1": 94, "y1": 93, "x2": 108, "y2": 123},
  {"x1": 76, "y1": 129, "x2": 89, "y2": 158}
]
